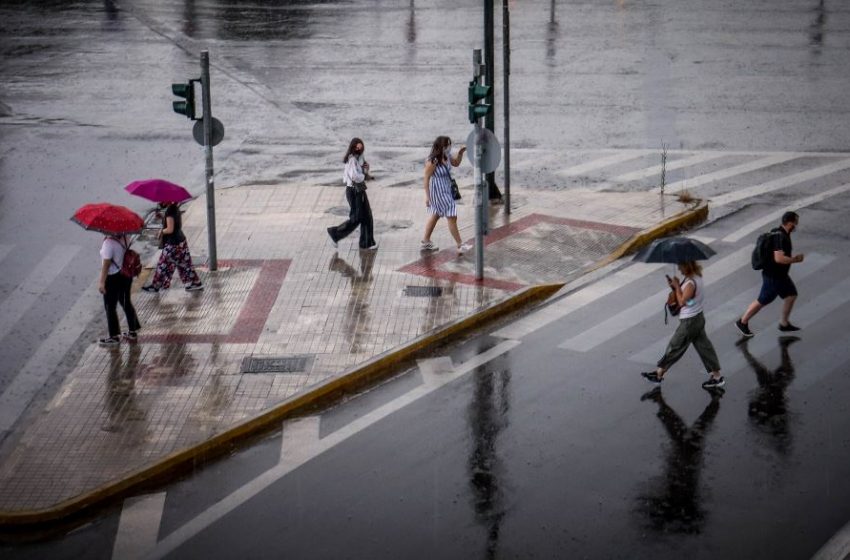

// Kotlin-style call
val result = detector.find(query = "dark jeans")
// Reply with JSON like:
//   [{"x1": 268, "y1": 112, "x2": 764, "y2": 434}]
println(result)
[
  {"x1": 104, "y1": 272, "x2": 141, "y2": 337},
  {"x1": 328, "y1": 187, "x2": 375, "y2": 248}
]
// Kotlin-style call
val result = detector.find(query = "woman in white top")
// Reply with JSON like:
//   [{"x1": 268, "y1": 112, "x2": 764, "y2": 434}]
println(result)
[
  {"x1": 641, "y1": 260, "x2": 724, "y2": 390},
  {"x1": 98, "y1": 234, "x2": 141, "y2": 346},
  {"x1": 327, "y1": 137, "x2": 377, "y2": 250}
]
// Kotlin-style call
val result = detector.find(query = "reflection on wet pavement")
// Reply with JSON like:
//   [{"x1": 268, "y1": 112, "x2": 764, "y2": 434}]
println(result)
[
  {"x1": 635, "y1": 387, "x2": 723, "y2": 534},
  {"x1": 740, "y1": 336, "x2": 799, "y2": 457},
  {"x1": 468, "y1": 363, "x2": 511, "y2": 559}
]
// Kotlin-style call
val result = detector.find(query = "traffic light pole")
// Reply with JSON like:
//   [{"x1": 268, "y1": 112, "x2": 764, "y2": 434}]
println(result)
[
  {"x1": 200, "y1": 51, "x2": 218, "y2": 271},
  {"x1": 502, "y1": 0, "x2": 511, "y2": 215},
  {"x1": 483, "y1": 0, "x2": 501, "y2": 204},
  {"x1": 472, "y1": 49, "x2": 485, "y2": 281}
]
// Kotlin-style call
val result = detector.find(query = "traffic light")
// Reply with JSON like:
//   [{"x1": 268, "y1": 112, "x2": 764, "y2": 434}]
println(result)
[
  {"x1": 171, "y1": 79, "x2": 199, "y2": 120},
  {"x1": 468, "y1": 79, "x2": 492, "y2": 124}
]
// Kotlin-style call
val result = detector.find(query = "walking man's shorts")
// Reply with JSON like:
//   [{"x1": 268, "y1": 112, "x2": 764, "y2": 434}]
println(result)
[{"x1": 758, "y1": 274, "x2": 797, "y2": 305}]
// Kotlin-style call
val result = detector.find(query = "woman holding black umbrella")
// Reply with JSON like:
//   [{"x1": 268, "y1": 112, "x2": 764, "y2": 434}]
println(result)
[{"x1": 641, "y1": 260, "x2": 724, "y2": 390}]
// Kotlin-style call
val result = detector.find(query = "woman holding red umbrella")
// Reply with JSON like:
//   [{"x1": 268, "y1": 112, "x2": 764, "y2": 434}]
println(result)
[
  {"x1": 98, "y1": 234, "x2": 142, "y2": 346},
  {"x1": 72, "y1": 202, "x2": 145, "y2": 347}
]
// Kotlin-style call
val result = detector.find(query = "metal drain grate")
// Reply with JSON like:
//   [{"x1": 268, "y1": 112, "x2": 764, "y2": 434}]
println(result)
[
  {"x1": 404, "y1": 285, "x2": 443, "y2": 297},
  {"x1": 241, "y1": 355, "x2": 312, "y2": 374}
]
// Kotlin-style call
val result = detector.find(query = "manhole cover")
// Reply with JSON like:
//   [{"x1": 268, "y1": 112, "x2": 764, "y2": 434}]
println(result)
[
  {"x1": 404, "y1": 286, "x2": 443, "y2": 297},
  {"x1": 241, "y1": 356, "x2": 312, "y2": 374}
]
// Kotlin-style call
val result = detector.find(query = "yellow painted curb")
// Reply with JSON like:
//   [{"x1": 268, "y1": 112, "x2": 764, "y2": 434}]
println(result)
[
  {"x1": 0, "y1": 282, "x2": 562, "y2": 530},
  {"x1": 597, "y1": 199, "x2": 709, "y2": 268}
]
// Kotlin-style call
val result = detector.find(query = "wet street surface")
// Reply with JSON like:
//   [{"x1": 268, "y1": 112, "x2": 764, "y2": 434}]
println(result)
[{"x1": 2, "y1": 0, "x2": 850, "y2": 558}]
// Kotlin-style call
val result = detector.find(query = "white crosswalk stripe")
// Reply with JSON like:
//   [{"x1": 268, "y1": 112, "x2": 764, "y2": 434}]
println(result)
[
  {"x1": 650, "y1": 154, "x2": 798, "y2": 194},
  {"x1": 556, "y1": 151, "x2": 648, "y2": 178},
  {"x1": 710, "y1": 158, "x2": 850, "y2": 207},
  {"x1": 613, "y1": 152, "x2": 725, "y2": 183},
  {"x1": 0, "y1": 244, "x2": 81, "y2": 344}
]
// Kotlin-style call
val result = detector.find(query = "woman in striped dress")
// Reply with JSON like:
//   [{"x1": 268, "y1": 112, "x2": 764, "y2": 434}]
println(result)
[{"x1": 420, "y1": 136, "x2": 470, "y2": 254}]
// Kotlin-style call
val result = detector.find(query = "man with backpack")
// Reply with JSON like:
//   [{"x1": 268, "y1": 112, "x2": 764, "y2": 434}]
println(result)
[{"x1": 736, "y1": 211, "x2": 804, "y2": 337}]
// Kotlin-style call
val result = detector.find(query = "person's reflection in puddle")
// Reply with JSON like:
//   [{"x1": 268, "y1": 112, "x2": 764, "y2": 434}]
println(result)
[
  {"x1": 635, "y1": 387, "x2": 724, "y2": 534},
  {"x1": 467, "y1": 365, "x2": 511, "y2": 559},
  {"x1": 103, "y1": 342, "x2": 145, "y2": 435},
  {"x1": 328, "y1": 251, "x2": 375, "y2": 353},
  {"x1": 739, "y1": 336, "x2": 799, "y2": 456}
]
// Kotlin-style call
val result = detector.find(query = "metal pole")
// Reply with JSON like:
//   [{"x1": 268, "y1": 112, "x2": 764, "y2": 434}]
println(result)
[
  {"x1": 484, "y1": 0, "x2": 501, "y2": 202},
  {"x1": 200, "y1": 50, "x2": 217, "y2": 271},
  {"x1": 502, "y1": 0, "x2": 511, "y2": 215},
  {"x1": 473, "y1": 49, "x2": 485, "y2": 281}
]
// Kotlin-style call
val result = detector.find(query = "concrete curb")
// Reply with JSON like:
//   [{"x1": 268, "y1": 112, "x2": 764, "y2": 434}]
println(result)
[{"x1": 0, "y1": 282, "x2": 563, "y2": 530}]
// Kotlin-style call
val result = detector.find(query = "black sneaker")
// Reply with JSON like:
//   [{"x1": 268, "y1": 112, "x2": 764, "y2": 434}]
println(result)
[
  {"x1": 735, "y1": 319, "x2": 754, "y2": 337},
  {"x1": 98, "y1": 336, "x2": 120, "y2": 347},
  {"x1": 641, "y1": 371, "x2": 663, "y2": 384},
  {"x1": 702, "y1": 376, "x2": 726, "y2": 390},
  {"x1": 122, "y1": 331, "x2": 138, "y2": 342},
  {"x1": 141, "y1": 285, "x2": 160, "y2": 293},
  {"x1": 185, "y1": 283, "x2": 204, "y2": 292},
  {"x1": 778, "y1": 322, "x2": 801, "y2": 332},
  {"x1": 327, "y1": 228, "x2": 338, "y2": 249}
]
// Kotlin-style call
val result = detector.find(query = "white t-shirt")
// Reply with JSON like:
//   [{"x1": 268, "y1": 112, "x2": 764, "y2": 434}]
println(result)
[
  {"x1": 678, "y1": 275, "x2": 705, "y2": 319},
  {"x1": 342, "y1": 155, "x2": 365, "y2": 187},
  {"x1": 100, "y1": 237, "x2": 126, "y2": 276}
]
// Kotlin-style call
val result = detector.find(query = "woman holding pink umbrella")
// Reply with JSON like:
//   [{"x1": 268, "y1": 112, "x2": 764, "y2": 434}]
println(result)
[{"x1": 124, "y1": 179, "x2": 204, "y2": 293}]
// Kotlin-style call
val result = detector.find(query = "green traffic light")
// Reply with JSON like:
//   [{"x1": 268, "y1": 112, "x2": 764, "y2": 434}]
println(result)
[
  {"x1": 468, "y1": 82, "x2": 491, "y2": 104},
  {"x1": 468, "y1": 103, "x2": 492, "y2": 123},
  {"x1": 171, "y1": 81, "x2": 196, "y2": 120}
]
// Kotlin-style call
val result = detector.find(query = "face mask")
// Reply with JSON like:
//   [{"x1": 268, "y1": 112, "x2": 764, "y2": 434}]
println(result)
[{"x1": 444, "y1": 146, "x2": 452, "y2": 158}]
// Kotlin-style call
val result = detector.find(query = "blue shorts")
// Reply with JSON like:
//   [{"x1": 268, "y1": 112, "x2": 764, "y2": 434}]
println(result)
[{"x1": 758, "y1": 274, "x2": 797, "y2": 305}]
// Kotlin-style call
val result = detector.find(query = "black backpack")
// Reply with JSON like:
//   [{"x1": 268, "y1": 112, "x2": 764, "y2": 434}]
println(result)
[{"x1": 751, "y1": 229, "x2": 780, "y2": 271}]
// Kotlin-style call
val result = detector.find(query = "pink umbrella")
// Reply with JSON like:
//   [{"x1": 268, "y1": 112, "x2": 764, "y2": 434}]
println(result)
[{"x1": 125, "y1": 179, "x2": 192, "y2": 204}]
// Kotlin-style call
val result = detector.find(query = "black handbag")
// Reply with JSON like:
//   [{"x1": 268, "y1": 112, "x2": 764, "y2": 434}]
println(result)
[
  {"x1": 352, "y1": 181, "x2": 367, "y2": 193},
  {"x1": 450, "y1": 178, "x2": 461, "y2": 200}
]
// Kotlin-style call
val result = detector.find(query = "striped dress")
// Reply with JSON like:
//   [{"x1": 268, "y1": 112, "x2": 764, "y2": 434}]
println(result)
[{"x1": 428, "y1": 159, "x2": 456, "y2": 217}]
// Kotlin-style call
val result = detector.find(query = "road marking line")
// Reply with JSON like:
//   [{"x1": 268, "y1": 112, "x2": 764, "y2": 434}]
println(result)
[
  {"x1": 558, "y1": 246, "x2": 752, "y2": 353},
  {"x1": 710, "y1": 158, "x2": 850, "y2": 207},
  {"x1": 811, "y1": 499, "x2": 850, "y2": 560},
  {"x1": 722, "y1": 183, "x2": 850, "y2": 243},
  {"x1": 628, "y1": 253, "x2": 834, "y2": 365},
  {"x1": 279, "y1": 416, "x2": 321, "y2": 467},
  {"x1": 0, "y1": 244, "x2": 80, "y2": 344},
  {"x1": 112, "y1": 492, "x2": 167, "y2": 560},
  {"x1": 613, "y1": 152, "x2": 724, "y2": 183},
  {"x1": 556, "y1": 151, "x2": 648, "y2": 178},
  {"x1": 492, "y1": 262, "x2": 666, "y2": 339},
  {"x1": 0, "y1": 244, "x2": 13, "y2": 265},
  {"x1": 145, "y1": 339, "x2": 521, "y2": 560},
  {"x1": 652, "y1": 154, "x2": 797, "y2": 194},
  {"x1": 0, "y1": 276, "x2": 101, "y2": 436},
  {"x1": 417, "y1": 357, "x2": 455, "y2": 387}
]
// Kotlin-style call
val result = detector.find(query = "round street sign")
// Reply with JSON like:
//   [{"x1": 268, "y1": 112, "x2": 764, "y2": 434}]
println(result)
[
  {"x1": 193, "y1": 117, "x2": 225, "y2": 147},
  {"x1": 465, "y1": 127, "x2": 501, "y2": 174}
]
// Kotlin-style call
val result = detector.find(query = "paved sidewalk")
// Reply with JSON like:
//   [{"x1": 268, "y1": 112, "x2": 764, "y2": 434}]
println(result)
[{"x1": 0, "y1": 179, "x2": 703, "y2": 521}]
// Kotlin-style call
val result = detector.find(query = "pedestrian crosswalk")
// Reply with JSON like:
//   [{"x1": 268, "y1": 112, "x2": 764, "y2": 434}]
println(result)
[{"x1": 265, "y1": 146, "x2": 850, "y2": 213}]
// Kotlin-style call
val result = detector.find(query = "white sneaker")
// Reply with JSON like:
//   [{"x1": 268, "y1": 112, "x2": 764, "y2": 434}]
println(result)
[
  {"x1": 420, "y1": 241, "x2": 439, "y2": 252},
  {"x1": 457, "y1": 242, "x2": 473, "y2": 255}
]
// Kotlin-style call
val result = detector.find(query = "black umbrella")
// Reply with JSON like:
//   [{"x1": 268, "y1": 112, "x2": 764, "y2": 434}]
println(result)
[{"x1": 632, "y1": 236, "x2": 716, "y2": 264}]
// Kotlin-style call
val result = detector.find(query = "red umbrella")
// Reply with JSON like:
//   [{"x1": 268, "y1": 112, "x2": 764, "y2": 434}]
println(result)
[
  {"x1": 125, "y1": 179, "x2": 192, "y2": 204},
  {"x1": 71, "y1": 203, "x2": 145, "y2": 235}
]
